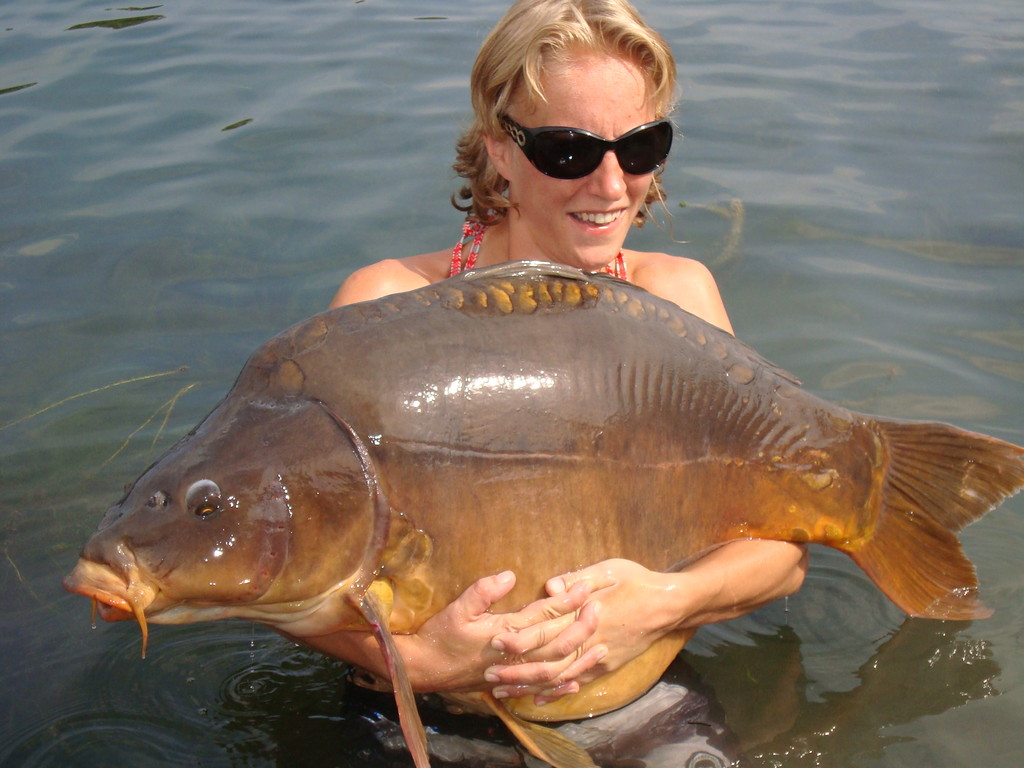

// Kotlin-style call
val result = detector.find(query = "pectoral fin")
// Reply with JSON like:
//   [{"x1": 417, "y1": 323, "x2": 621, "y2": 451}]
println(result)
[
  {"x1": 359, "y1": 580, "x2": 431, "y2": 768},
  {"x1": 480, "y1": 692, "x2": 597, "y2": 768}
]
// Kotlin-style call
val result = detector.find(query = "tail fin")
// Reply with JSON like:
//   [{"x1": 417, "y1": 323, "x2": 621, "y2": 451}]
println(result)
[{"x1": 850, "y1": 420, "x2": 1023, "y2": 620}]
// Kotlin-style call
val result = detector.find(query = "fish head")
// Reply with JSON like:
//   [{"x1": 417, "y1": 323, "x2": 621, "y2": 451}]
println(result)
[{"x1": 63, "y1": 395, "x2": 387, "y2": 645}]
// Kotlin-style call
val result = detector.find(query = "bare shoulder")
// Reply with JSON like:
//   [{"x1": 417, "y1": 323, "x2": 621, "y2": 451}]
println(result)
[
  {"x1": 329, "y1": 251, "x2": 449, "y2": 308},
  {"x1": 628, "y1": 251, "x2": 735, "y2": 334}
]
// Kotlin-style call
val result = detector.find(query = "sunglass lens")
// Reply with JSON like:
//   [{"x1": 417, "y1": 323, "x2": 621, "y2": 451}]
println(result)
[
  {"x1": 533, "y1": 130, "x2": 605, "y2": 179},
  {"x1": 616, "y1": 122, "x2": 673, "y2": 174}
]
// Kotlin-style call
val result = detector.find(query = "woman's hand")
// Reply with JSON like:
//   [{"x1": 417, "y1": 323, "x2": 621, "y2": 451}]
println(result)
[
  {"x1": 486, "y1": 541, "x2": 808, "y2": 704},
  {"x1": 293, "y1": 542, "x2": 805, "y2": 704},
  {"x1": 403, "y1": 570, "x2": 608, "y2": 693},
  {"x1": 487, "y1": 559, "x2": 672, "y2": 703},
  {"x1": 288, "y1": 570, "x2": 607, "y2": 695}
]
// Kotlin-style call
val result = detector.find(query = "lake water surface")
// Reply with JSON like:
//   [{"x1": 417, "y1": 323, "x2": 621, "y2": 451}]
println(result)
[{"x1": 1, "y1": 1, "x2": 1022, "y2": 766}]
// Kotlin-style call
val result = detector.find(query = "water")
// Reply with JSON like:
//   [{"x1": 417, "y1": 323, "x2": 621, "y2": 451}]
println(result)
[{"x1": 1, "y1": 0, "x2": 1021, "y2": 765}]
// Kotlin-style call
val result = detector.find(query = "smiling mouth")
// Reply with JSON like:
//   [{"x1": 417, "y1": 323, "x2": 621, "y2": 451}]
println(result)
[{"x1": 572, "y1": 210, "x2": 623, "y2": 226}]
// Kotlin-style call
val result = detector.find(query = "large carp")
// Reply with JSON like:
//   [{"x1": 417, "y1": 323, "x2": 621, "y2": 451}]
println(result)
[{"x1": 64, "y1": 262, "x2": 1023, "y2": 768}]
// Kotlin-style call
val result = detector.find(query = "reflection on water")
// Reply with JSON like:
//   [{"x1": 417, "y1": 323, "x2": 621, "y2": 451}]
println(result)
[
  {"x1": 794, "y1": 221, "x2": 1024, "y2": 268},
  {"x1": 2, "y1": 0, "x2": 1022, "y2": 765},
  {"x1": 692, "y1": 619, "x2": 1000, "y2": 767},
  {"x1": 67, "y1": 16, "x2": 166, "y2": 32}
]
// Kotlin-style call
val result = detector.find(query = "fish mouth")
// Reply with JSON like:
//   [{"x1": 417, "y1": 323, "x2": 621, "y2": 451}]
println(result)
[{"x1": 63, "y1": 555, "x2": 157, "y2": 657}]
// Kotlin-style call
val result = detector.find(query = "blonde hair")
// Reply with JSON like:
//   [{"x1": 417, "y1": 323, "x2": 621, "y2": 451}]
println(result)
[{"x1": 452, "y1": 0, "x2": 677, "y2": 226}]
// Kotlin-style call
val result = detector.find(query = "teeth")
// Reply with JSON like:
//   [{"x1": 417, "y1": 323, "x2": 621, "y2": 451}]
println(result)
[{"x1": 574, "y1": 211, "x2": 621, "y2": 225}]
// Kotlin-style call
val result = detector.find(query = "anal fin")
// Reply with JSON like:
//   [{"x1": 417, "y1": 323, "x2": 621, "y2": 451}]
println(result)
[{"x1": 481, "y1": 691, "x2": 597, "y2": 768}]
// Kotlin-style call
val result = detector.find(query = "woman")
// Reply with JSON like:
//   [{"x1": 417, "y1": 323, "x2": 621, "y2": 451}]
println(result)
[{"x1": 312, "y1": 0, "x2": 807, "y2": 705}]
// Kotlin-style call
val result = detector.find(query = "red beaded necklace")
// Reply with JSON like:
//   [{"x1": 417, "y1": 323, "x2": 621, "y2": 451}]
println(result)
[{"x1": 449, "y1": 220, "x2": 628, "y2": 280}]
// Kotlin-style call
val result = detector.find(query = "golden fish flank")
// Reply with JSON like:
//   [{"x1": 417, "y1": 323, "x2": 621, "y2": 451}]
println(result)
[{"x1": 64, "y1": 262, "x2": 1024, "y2": 768}]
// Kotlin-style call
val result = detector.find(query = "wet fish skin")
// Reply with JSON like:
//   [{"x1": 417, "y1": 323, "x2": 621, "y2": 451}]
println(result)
[{"x1": 64, "y1": 262, "x2": 1023, "y2": 761}]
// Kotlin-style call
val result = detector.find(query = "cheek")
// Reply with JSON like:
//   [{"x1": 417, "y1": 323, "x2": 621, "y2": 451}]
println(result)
[
  {"x1": 152, "y1": 518, "x2": 288, "y2": 602},
  {"x1": 509, "y1": 170, "x2": 578, "y2": 212},
  {"x1": 625, "y1": 174, "x2": 655, "y2": 205}
]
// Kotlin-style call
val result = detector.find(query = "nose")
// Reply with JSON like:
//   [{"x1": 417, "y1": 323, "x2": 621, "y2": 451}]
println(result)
[{"x1": 586, "y1": 150, "x2": 628, "y2": 198}]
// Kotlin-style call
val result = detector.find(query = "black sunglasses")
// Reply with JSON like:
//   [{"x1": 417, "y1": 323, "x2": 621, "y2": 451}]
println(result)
[{"x1": 499, "y1": 114, "x2": 674, "y2": 180}]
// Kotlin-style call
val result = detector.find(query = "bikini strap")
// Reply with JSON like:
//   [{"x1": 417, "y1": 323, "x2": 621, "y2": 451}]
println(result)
[
  {"x1": 607, "y1": 251, "x2": 628, "y2": 281},
  {"x1": 449, "y1": 220, "x2": 488, "y2": 276},
  {"x1": 450, "y1": 220, "x2": 627, "y2": 281}
]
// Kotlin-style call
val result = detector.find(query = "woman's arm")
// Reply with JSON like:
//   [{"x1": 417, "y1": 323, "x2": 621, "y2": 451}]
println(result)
[
  {"x1": 329, "y1": 253, "x2": 445, "y2": 308},
  {"x1": 285, "y1": 571, "x2": 606, "y2": 693}
]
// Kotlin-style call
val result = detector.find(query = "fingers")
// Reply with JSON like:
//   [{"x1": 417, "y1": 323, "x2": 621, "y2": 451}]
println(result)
[
  {"x1": 533, "y1": 643, "x2": 609, "y2": 705},
  {"x1": 532, "y1": 682, "x2": 578, "y2": 707},
  {"x1": 545, "y1": 560, "x2": 620, "y2": 597},
  {"x1": 492, "y1": 590, "x2": 600, "y2": 659},
  {"x1": 490, "y1": 579, "x2": 592, "y2": 651},
  {"x1": 489, "y1": 643, "x2": 608, "y2": 703},
  {"x1": 484, "y1": 598, "x2": 605, "y2": 699},
  {"x1": 427, "y1": 568, "x2": 615, "y2": 701},
  {"x1": 453, "y1": 570, "x2": 517, "y2": 620}
]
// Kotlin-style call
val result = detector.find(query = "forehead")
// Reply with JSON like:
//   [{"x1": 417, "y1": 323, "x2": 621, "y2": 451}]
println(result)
[{"x1": 513, "y1": 51, "x2": 655, "y2": 132}]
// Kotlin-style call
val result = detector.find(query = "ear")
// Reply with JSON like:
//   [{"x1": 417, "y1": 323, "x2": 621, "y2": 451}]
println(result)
[{"x1": 483, "y1": 130, "x2": 514, "y2": 182}]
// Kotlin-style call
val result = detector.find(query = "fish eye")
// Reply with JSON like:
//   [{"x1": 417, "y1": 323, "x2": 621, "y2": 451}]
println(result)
[{"x1": 185, "y1": 479, "x2": 222, "y2": 519}]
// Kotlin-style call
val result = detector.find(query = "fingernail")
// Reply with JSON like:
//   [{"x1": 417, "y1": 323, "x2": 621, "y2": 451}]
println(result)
[
  {"x1": 539, "y1": 682, "x2": 577, "y2": 700},
  {"x1": 496, "y1": 570, "x2": 514, "y2": 584},
  {"x1": 484, "y1": 668, "x2": 500, "y2": 683},
  {"x1": 492, "y1": 688, "x2": 508, "y2": 699},
  {"x1": 491, "y1": 637, "x2": 506, "y2": 652}
]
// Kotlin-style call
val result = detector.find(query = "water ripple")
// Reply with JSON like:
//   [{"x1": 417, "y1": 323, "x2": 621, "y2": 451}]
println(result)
[
  {"x1": 1, "y1": 710, "x2": 200, "y2": 768},
  {"x1": 1, "y1": 623, "x2": 357, "y2": 768}
]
